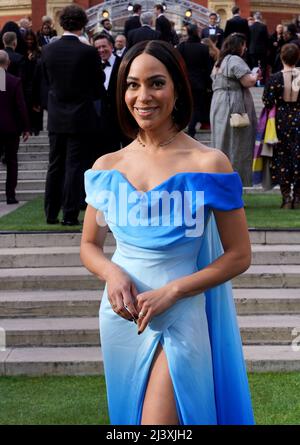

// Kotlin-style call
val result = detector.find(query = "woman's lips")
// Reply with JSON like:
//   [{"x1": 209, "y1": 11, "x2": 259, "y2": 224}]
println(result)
[{"x1": 134, "y1": 107, "x2": 159, "y2": 117}]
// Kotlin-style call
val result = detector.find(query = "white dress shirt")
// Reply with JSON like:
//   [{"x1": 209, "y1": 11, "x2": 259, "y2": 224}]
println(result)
[{"x1": 103, "y1": 53, "x2": 116, "y2": 90}]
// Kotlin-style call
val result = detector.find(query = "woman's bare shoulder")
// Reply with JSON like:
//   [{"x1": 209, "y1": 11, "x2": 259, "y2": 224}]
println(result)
[
  {"x1": 91, "y1": 149, "x2": 127, "y2": 171},
  {"x1": 191, "y1": 144, "x2": 234, "y2": 173}
]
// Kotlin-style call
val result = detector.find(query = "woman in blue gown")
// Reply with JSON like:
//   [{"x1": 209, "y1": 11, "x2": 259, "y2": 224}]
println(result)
[{"x1": 80, "y1": 40, "x2": 255, "y2": 425}]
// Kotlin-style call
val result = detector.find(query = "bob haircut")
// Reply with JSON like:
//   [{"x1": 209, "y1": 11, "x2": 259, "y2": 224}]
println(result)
[
  {"x1": 117, "y1": 40, "x2": 193, "y2": 139},
  {"x1": 280, "y1": 43, "x2": 300, "y2": 66}
]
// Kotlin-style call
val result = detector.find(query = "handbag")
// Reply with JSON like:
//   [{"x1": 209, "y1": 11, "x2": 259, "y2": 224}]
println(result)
[{"x1": 225, "y1": 56, "x2": 250, "y2": 128}]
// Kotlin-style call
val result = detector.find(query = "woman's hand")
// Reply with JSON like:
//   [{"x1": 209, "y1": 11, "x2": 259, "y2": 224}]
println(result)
[
  {"x1": 106, "y1": 265, "x2": 139, "y2": 322},
  {"x1": 136, "y1": 285, "x2": 178, "y2": 334}
]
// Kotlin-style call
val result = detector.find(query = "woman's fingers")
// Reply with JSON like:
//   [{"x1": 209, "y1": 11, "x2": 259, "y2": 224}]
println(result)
[
  {"x1": 111, "y1": 294, "x2": 133, "y2": 321},
  {"x1": 123, "y1": 289, "x2": 139, "y2": 320},
  {"x1": 137, "y1": 307, "x2": 151, "y2": 334}
]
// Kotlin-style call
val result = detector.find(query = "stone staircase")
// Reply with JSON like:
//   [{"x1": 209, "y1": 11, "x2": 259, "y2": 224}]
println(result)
[{"x1": 0, "y1": 230, "x2": 299, "y2": 376}]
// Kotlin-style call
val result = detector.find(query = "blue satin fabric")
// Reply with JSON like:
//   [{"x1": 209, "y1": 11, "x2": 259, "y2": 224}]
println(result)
[{"x1": 85, "y1": 169, "x2": 255, "y2": 425}]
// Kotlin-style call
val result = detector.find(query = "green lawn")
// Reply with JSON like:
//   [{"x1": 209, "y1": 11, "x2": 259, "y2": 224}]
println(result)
[
  {"x1": 0, "y1": 194, "x2": 299, "y2": 231},
  {"x1": 0, "y1": 373, "x2": 299, "y2": 425}
]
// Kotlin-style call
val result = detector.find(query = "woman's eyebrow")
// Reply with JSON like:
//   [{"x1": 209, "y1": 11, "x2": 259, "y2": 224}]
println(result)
[{"x1": 126, "y1": 74, "x2": 167, "y2": 81}]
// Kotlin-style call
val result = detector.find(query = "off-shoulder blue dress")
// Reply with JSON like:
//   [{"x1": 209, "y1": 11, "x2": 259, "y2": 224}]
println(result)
[{"x1": 84, "y1": 169, "x2": 255, "y2": 425}]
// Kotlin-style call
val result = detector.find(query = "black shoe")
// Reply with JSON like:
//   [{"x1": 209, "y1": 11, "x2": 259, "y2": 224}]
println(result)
[
  {"x1": 61, "y1": 219, "x2": 80, "y2": 226},
  {"x1": 47, "y1": 218, "x2": 59, "y2": 224},
  {"x1": 6, "y1": 198, "x2": 19, "y2": 204}
]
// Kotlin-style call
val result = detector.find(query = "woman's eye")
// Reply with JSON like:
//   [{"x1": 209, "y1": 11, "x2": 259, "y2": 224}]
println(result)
[
  {"x1": 152, "y1": 80, "x2": 165, "y2": 88},
  {"x1": 127, "y1": 82, "x2": 138, "y2": 89}
]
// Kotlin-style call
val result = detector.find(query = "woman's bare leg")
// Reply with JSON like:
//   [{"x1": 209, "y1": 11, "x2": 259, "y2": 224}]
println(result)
[{"x1": 141, "y1": 342, "x2": 179, "y2": 425}]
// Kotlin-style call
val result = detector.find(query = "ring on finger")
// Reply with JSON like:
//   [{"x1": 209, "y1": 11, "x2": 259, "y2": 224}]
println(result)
[{"x1": 138, "y1": 310, "x2": 145, "y2": 318}]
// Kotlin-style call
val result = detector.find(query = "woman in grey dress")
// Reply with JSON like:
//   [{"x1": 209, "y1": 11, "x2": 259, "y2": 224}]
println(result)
[{"x1": 210, "y1": 33, "x2": 260, "y2": 186}]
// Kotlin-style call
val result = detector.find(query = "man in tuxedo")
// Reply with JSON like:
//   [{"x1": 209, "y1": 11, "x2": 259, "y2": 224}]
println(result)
[
  {"x1": 201, "y1": 12, "x2": 224, "y2": 49},
  {"x1": 114, "y1": 34, "x2": 127, "y2": 58},
  {"x1": 100, "y1": 18, "x2": 115, "y2": 45},
  {"x1": 93, "y1": 34, "x2": 127, "y2": 154},
  {"x1": 248, "y1": 12, "x2": 269, "y2": 83},
  {"x1": 41, "y1": 5, "x2": 105, "y2": 225},
  {"x1": 0, "y1": 50, "x2": 29, "y2": 204},
  {"x1": 2, "y1": 32, "x2": 24, "y2": 78},
  {"x1": 154, "y1": 4, "x2": 173, "y2": 43},
  {"x1": 127, "y1": 12, "x2": 161, "y2": 49},
  {"x1": 224, "y1": 6, "x2": 250, "y2": 43},
  {"x1": 124, "y1": 4, "x2": 142, "y2": 39}
]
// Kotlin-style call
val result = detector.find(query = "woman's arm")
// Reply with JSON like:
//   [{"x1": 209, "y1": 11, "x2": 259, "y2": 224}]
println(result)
[
  {"x1": 167, "y1": 207, "x2": 251, "y2": 300},
  {"x1": 239, "y1": 72, "x2": 259, "y2": 88},
  {"x1": 80, "y1": 205, "x2": 139, "y2": 322}
]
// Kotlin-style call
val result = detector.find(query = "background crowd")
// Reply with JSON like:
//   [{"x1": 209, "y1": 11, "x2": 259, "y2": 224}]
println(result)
[{"x1": 0, "y1": 3, "x2": 299, "y2": 219}]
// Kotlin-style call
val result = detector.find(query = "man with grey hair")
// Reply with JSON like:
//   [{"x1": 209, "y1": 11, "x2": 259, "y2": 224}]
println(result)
[
  {"x1": 127, "y1": 11, "x2": 161, "y2": 48},
  {"x1": 0, "y1": 50, "x2": 29, "y2": 204},
  {"x1": 2, "y1": 31, "x2": 24, "y2": 78},
  {"x1": 249, "y1": 12, "x2": 269, "y2": 84}
]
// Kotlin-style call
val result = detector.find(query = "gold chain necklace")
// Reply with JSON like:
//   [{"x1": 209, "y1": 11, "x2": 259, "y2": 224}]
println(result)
[{"x1": 136, "y1": 131, "x2": 179, "y2": 148}]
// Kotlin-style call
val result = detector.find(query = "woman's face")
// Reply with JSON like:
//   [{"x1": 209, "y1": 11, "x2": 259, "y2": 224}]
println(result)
[
  {"x1": 125, "y1": 53, "x2": 176, "y2": 132},
  {"x1": 25, "y1": 36, "x2": 34, "y2": 49}
]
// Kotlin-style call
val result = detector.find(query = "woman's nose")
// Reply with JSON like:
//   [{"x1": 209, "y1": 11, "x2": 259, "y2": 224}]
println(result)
[{"x1": 138, "y1": 85, "x2": 152, "y2": 102}]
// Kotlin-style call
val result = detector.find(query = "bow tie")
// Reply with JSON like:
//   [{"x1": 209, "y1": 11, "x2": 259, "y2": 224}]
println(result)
[
  {"x1": 209, "y1": 26, "x2": 216, "y2": 29},
  {"x1": 102, "y1": 60, "x2": 111, "y2": 68}
]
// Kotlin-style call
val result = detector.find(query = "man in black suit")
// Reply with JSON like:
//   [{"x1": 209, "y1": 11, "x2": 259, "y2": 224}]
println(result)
[
  {"x1": 93, "y1": 33, "x2": 127, "y2": 154},
  {"x1": 224, "y1": 6, "x2": 250, "y2": 44},
  {"x1": 127, "y1": 12, "x2": 161, "y2": 49},
  {"x1": 124, "y1": 4, "x2": 142, "y2": 39},
  {"x1": 41, "y1": 5, "x2": 105, "y2": 225},
  {"x1": 114, "y1": 34, "x2": 127, "y2": 59},
  {"x1": 248, "y1": 12, "x2": 269, "y2": 83},
  {"x1": 154, "y1": 4, "x2": 173, "y2": 43},
  {"x1": 201, "y1": 12, "x2": 224, "y2": 49},
  {"x1": 0, "y1": 50, "x2": 29, "y2": 204},
  {"x1": 2, "y1": 31, "x2": 24, "y2": 78}
]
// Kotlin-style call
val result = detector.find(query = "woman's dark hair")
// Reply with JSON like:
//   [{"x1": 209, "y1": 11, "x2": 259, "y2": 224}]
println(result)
[
  {"x1": 116, "y1": 40, "x2": 193, "y2": 139},
  {"x1": 59, "y1": 5, "x2": 88, "y2": 31},
  {"x1": 186, "y1": 24, "x2": 200, "y2": 43},
  {"x1": 24, "y1": 30, "x2": 39, "y2": 52},
  {"x1": 280, "y1": 43, "x2": 300, "y2": 66},
  {"x1": 216, "y1": 33, "x2": 247, "y2": 68},
  {"x1": 0, "y1": 21, "x2": 27, "y2": 55}
]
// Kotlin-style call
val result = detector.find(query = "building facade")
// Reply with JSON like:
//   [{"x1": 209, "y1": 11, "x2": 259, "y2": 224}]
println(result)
[{"x1": 0, "y1": 0, "x2": 299, "y2": 33}]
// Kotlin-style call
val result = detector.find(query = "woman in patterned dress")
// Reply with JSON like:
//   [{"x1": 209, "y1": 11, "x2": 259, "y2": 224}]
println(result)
[{"x1": 262, "y1": 43, "x2": 300, "y2": 209}]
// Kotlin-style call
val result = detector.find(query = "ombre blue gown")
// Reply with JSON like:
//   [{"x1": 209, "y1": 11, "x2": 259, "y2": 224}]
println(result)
[{"x1": 84, "y1": 169, "x2": 255, "y2": 425}]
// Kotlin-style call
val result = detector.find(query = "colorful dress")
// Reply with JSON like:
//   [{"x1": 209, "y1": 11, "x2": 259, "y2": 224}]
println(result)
[
  {"x1": 262, "y1": 71, "x2": 300, "y2": 186},
  {"x1": 84, "y1": 169, "x2": 255, "y2": 425}
]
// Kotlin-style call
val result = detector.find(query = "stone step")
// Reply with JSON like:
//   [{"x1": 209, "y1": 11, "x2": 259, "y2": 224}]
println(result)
[
  {"x1": 0, "y1": 245, "x2": 299, "y2": 269},
  {"x1": 0, "y1": 232, "x2": 114, "y2": 248},
  {"x1": 0, "y1": 231, "x2": 299, "y2": 248},
  {"x1": 0, "y1": 289, "x2": 299, "y2": 319},
  {"x1": 251, "y1": 245, "x2": 300, "y2": 265},
  {"x1": 0, "y1": 317, "x2": 100, "y2": 347},
  {"x1": 0, "y1": 190, "x2": 44, "y2": 202},
  {"x1": 19, "y1": 144, "x2": 49, "y2": 153},
  {"x1": 0, "y1": 347, "x2": 103, "y2": 376},
  {"x1": 238, "y1": 314, "x2": 300, "y2": 345},
  {"x1": 0, "y1": 314, "x2": 299, "y2": 347},
  {"x1": 18, "y1": 152, "x2": 48, "y2": 162},
  {"x1": 0, "y1": 180, "x2": 45, "y2": 192},
  {"x1": 234, "y1": 288, "x2": 300, "y2": 315},
  {"x1": 0, "y1": 246, "x2": 114, "y2": 268},
  {"x1": 0, "y1": 344, "x2": 299, "y2": 376},
  {"x1": 0, "y1": 170, "x2": 47, "y2": 181},
  {"x1": 0, "y1": 160, "x2": 48, "y2": 171},
  {"x1": 0, "y1": 265, "x2": 299, "y2": 290}
]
